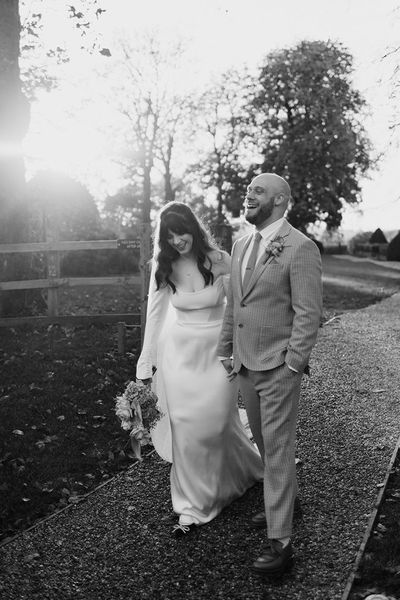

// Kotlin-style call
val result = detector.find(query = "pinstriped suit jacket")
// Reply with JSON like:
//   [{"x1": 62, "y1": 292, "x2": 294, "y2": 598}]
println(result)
[{"x1": 217, "y1": 220, "x2": 323, "y2": 373}]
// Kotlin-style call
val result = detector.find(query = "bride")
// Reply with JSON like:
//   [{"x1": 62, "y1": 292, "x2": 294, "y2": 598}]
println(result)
[{"x1": 136, "y1": 202, "x2": 263, "y2": 536}]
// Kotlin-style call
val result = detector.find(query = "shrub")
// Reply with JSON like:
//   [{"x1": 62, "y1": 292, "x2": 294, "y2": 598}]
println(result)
[
  {"x1": 324, "y1": 244, "x2": 348, "y2": 255},
  {"x1": 348, "y1": 231, "x2": 373, "y2": 255}
]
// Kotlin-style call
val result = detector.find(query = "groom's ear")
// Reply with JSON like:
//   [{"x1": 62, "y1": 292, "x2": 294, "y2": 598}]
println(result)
[{"x1": 274, "y1": 193, "x2": 289, "y2": 210}]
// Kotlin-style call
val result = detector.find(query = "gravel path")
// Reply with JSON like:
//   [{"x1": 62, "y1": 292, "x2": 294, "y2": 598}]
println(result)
[{"x1": 1, "y1": 294, "x2": 400, "y2": 600}]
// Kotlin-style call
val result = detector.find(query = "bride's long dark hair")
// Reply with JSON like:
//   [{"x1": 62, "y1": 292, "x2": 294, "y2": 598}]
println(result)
[{"x1": 154, "y1": 202, "x2": 218, "y2": 293}]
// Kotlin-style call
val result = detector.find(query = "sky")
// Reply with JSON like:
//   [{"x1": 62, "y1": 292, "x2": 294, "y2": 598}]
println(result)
[{"x1": 23, "y1": 0, "x2": 400, "y2": 234}]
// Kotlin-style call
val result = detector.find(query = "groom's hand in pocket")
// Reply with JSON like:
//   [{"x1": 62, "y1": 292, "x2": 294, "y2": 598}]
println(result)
[{"x1": 284, "y1": 363, "x2": 299, "y2": 376}]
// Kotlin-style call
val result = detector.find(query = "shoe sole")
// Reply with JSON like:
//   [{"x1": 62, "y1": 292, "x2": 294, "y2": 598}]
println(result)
[
  {"x1": 250, "y1": 520, "x2": 267, "y2": 529},
  {"x1": 251, "y1": 557, "x2": 294, "y2": 577}
]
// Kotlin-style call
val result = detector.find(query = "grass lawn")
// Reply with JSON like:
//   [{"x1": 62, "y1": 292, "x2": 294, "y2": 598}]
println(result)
[{"x1": 0, "y1": 255, "x2": 399, "y2": 544}]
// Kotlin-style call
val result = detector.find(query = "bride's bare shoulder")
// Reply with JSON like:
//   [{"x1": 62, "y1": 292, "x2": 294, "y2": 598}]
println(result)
[{"x1": 206, "y1": 249, "x2": 231, "y2": 276}]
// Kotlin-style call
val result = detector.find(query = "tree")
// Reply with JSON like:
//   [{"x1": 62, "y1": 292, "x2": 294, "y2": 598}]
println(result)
[
  {"x1": 110, "y1": 34, "x2": 190, "y2": 223},
  {"x1": 192, "y1": 70, "x2": 258, "y2": 219},
  {"x1": 18, "y1": 0, "x2": 109, "y2": 102},
  {"x1": 27, "y1": 170, "x2": 101, "y2": 241},
  {"x1": 0, "y1": 0, "x2": 30, "y2": 238},
  {"x1": 155, "y1": 96, "x2": 193, "y2": 204},
  {"x1": 0, "y1": 0, "x2": 108, "y2": 315},
  {"x1": 347, "y1": 231, "x2": 373, "y2": 255},
  {"x1": 254, "y1": 40, "x2": 373, "y2": 231},
  {"x1": 0, "y1": 0, "x2": 32, "y2": 315},
  {"x1": 102, "y1": 183, "x2": 144, "y2": 234}
]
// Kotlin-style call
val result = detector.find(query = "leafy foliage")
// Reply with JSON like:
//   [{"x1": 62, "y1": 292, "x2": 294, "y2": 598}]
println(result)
[
  {"x1": 253, "y1": 40, "x2": 374, "y2": 231},
  {"x1": 27, "y1": 170, "x2": 101, "y2": 241},
  {"x1": 347, "y1": 231, "x2": 373, "y2": 255},
  {"x1": 19, "y1": 0, "x2": 109, "y2": 101},
  {"x1": 102, "y1": 182, "x2": 144, "y2": 231},
  {"x1": 191, "y1": 70, "x2": 258, "y2": 219}
]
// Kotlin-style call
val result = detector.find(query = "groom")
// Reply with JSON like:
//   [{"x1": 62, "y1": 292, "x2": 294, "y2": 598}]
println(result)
[{"x1": 218, "y1": 173, "x2": 322, "y2": 575}]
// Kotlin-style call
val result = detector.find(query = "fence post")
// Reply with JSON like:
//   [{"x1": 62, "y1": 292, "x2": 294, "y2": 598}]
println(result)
[
  {"x1": 140, "y1": 222, "x2": 152, "y2": 347},
  {"x1": 45, "y1": 218, "x2": 60, "y2": 317},
  {"x1": 117, "y1": 321, "x2": 126, "y2": 355}
]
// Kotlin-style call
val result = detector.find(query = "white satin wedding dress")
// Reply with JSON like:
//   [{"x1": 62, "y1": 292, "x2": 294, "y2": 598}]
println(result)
[{"x1": 136, "y1": 270, "x2": 263, "y2": 526}]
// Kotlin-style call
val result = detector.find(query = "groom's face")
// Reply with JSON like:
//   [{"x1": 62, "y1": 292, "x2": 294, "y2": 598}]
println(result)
[{"x1": 244, "y1": 178, "x2": 275, "y2": 226}]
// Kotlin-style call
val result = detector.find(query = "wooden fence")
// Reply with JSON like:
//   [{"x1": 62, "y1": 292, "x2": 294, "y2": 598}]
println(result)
[
  {"x1": 0, "y1": 223, "x2": 152, "y2": 352},
  {"x1": 354, "y1": 242, "x2": 389, "y2": 260}
]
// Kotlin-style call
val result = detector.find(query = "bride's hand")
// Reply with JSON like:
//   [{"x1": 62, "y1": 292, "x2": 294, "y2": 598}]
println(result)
[{"x1": 137, "y1": 378, "x2": 152, "y2": 386}]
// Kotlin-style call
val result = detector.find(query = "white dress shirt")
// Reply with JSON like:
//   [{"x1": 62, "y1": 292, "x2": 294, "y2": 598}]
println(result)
[{"x1": 240, "y1": 217, "x2": 285, "y2": 281}]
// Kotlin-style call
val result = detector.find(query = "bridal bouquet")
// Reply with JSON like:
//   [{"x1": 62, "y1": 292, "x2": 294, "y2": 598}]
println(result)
[{"x1": 115, "y1": 381, "x2": 161, "y2": 460}]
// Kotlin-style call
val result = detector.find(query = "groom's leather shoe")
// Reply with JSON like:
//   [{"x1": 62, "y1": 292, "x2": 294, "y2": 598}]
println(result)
[
  {"x1": 250, "y1": 497, "x2": 303, "y2": 529},
  {"x1": 251, "y1": 540, "x2": 294, "y2": 576}
]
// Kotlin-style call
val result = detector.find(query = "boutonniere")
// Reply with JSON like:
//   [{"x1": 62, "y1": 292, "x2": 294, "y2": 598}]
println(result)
[{"x1": 264, "y1": 235, "x2": 287, "y2": 263}]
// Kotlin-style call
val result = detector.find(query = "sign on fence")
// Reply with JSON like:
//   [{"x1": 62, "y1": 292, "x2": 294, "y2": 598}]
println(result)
[{"x1": 117, "y1": 239, "x2": 141, "y2": 249}]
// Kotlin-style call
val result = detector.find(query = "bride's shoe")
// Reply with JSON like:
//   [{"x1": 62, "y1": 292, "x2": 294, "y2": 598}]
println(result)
[{"x1": 172, "y1": 523, "x2": 197, "y2": 538}]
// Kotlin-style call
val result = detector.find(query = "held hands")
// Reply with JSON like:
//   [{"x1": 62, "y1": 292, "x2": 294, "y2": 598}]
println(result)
[
  {"x1": 137, "y1": 378, "x2": 152, "y2": 386},
  {"x1": 221, "y1": 358, "x2": 237, "y2": 382}
]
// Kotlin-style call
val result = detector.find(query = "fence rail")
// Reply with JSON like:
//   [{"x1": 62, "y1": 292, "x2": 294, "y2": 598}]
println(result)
[
  {"x1": 0, "y1": 230, "x2": 151, "y2": 348},
  {"x1": 0, "y1": 275, "x2": 141, "y2": 291},
  {"x1": 0, "y1": 239, "x2": 140, "y2": 254},
  {"x1": 0, "y1": 313, "x2": 139, "y2": 328}
]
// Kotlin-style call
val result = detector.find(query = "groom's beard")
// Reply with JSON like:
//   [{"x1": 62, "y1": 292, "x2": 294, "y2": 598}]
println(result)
[{"x1": 245, "y1": 202, "x2": 273, "y2": 226}]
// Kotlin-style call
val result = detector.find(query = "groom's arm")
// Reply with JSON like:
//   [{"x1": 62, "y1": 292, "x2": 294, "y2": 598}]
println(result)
[
  {"x1": 217, "y1": 277, "x2": 234, "y2": 359},
  {"x1": 286, "y1": 239, "x2": 323, "y2": 373},
  {"x1": 217, "y1": 246, "x2": 236, "y2": 361}
]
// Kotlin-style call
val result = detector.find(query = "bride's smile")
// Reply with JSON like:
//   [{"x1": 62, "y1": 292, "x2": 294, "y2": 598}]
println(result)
[{"x1": 167, "y1": 229, "x2": 194, "y2": 255}]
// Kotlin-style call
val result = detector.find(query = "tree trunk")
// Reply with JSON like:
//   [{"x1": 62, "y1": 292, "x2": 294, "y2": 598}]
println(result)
[
  {"x1": 0, "y1": 0, "x2": 31, "y2": 315},
  {"x1": 163, "y1": 134, "x2": 175, "y2": 203},
  {"x1": 164, "y1": 164, "x2": 175, "y2": 204},
  {"x1": 142, "y1": 163, "x2": 152, "y2": 224}
]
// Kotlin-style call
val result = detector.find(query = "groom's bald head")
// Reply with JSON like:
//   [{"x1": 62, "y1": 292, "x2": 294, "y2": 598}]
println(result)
[{"x1": 245, "y1": 173, "x2": 291, "y2": 228}]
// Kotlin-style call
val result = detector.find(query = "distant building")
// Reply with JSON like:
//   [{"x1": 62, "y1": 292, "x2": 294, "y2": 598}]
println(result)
[
  {"x1": 387, "y1": 231, "x2": 400, "y2": 261},
  {"x1": 369, "y1": 228, "x2": 388, "y2": 244}
]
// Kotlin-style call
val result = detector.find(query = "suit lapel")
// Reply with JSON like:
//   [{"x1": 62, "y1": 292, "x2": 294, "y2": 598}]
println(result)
[{"x1": 242, "y1": 221, "x2": 292, "y2": 299}]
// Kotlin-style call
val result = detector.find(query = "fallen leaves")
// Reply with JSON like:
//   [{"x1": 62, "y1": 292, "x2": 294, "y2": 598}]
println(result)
[{"x1": 1, "y1": 321, "x2": 140, "y2": 541}]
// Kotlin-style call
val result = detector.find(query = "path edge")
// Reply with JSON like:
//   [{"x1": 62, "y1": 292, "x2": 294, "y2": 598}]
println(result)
[{"x1": 341, "y1": 435, "x2": 400, "y2": 600}]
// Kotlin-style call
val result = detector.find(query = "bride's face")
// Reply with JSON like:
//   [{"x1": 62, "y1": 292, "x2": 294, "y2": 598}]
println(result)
[{"x1": 167, "y1": 229, "x2": 194, "y2": 256}]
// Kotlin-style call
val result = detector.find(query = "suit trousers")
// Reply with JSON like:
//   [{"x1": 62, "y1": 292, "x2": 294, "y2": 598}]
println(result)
[{"x1": 238, "y1": 363, "x2": 302, "y2": 539}]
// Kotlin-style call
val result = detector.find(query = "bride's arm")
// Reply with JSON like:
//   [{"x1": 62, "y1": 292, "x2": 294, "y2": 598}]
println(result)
[{"x1": 135, "y1": 261, "x2": 170, "y2": 381}]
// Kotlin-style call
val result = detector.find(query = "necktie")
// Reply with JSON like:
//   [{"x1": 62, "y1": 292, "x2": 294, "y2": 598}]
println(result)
[{"x1": 243, "y1": 232, "x2": 262, "y2": 290}]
